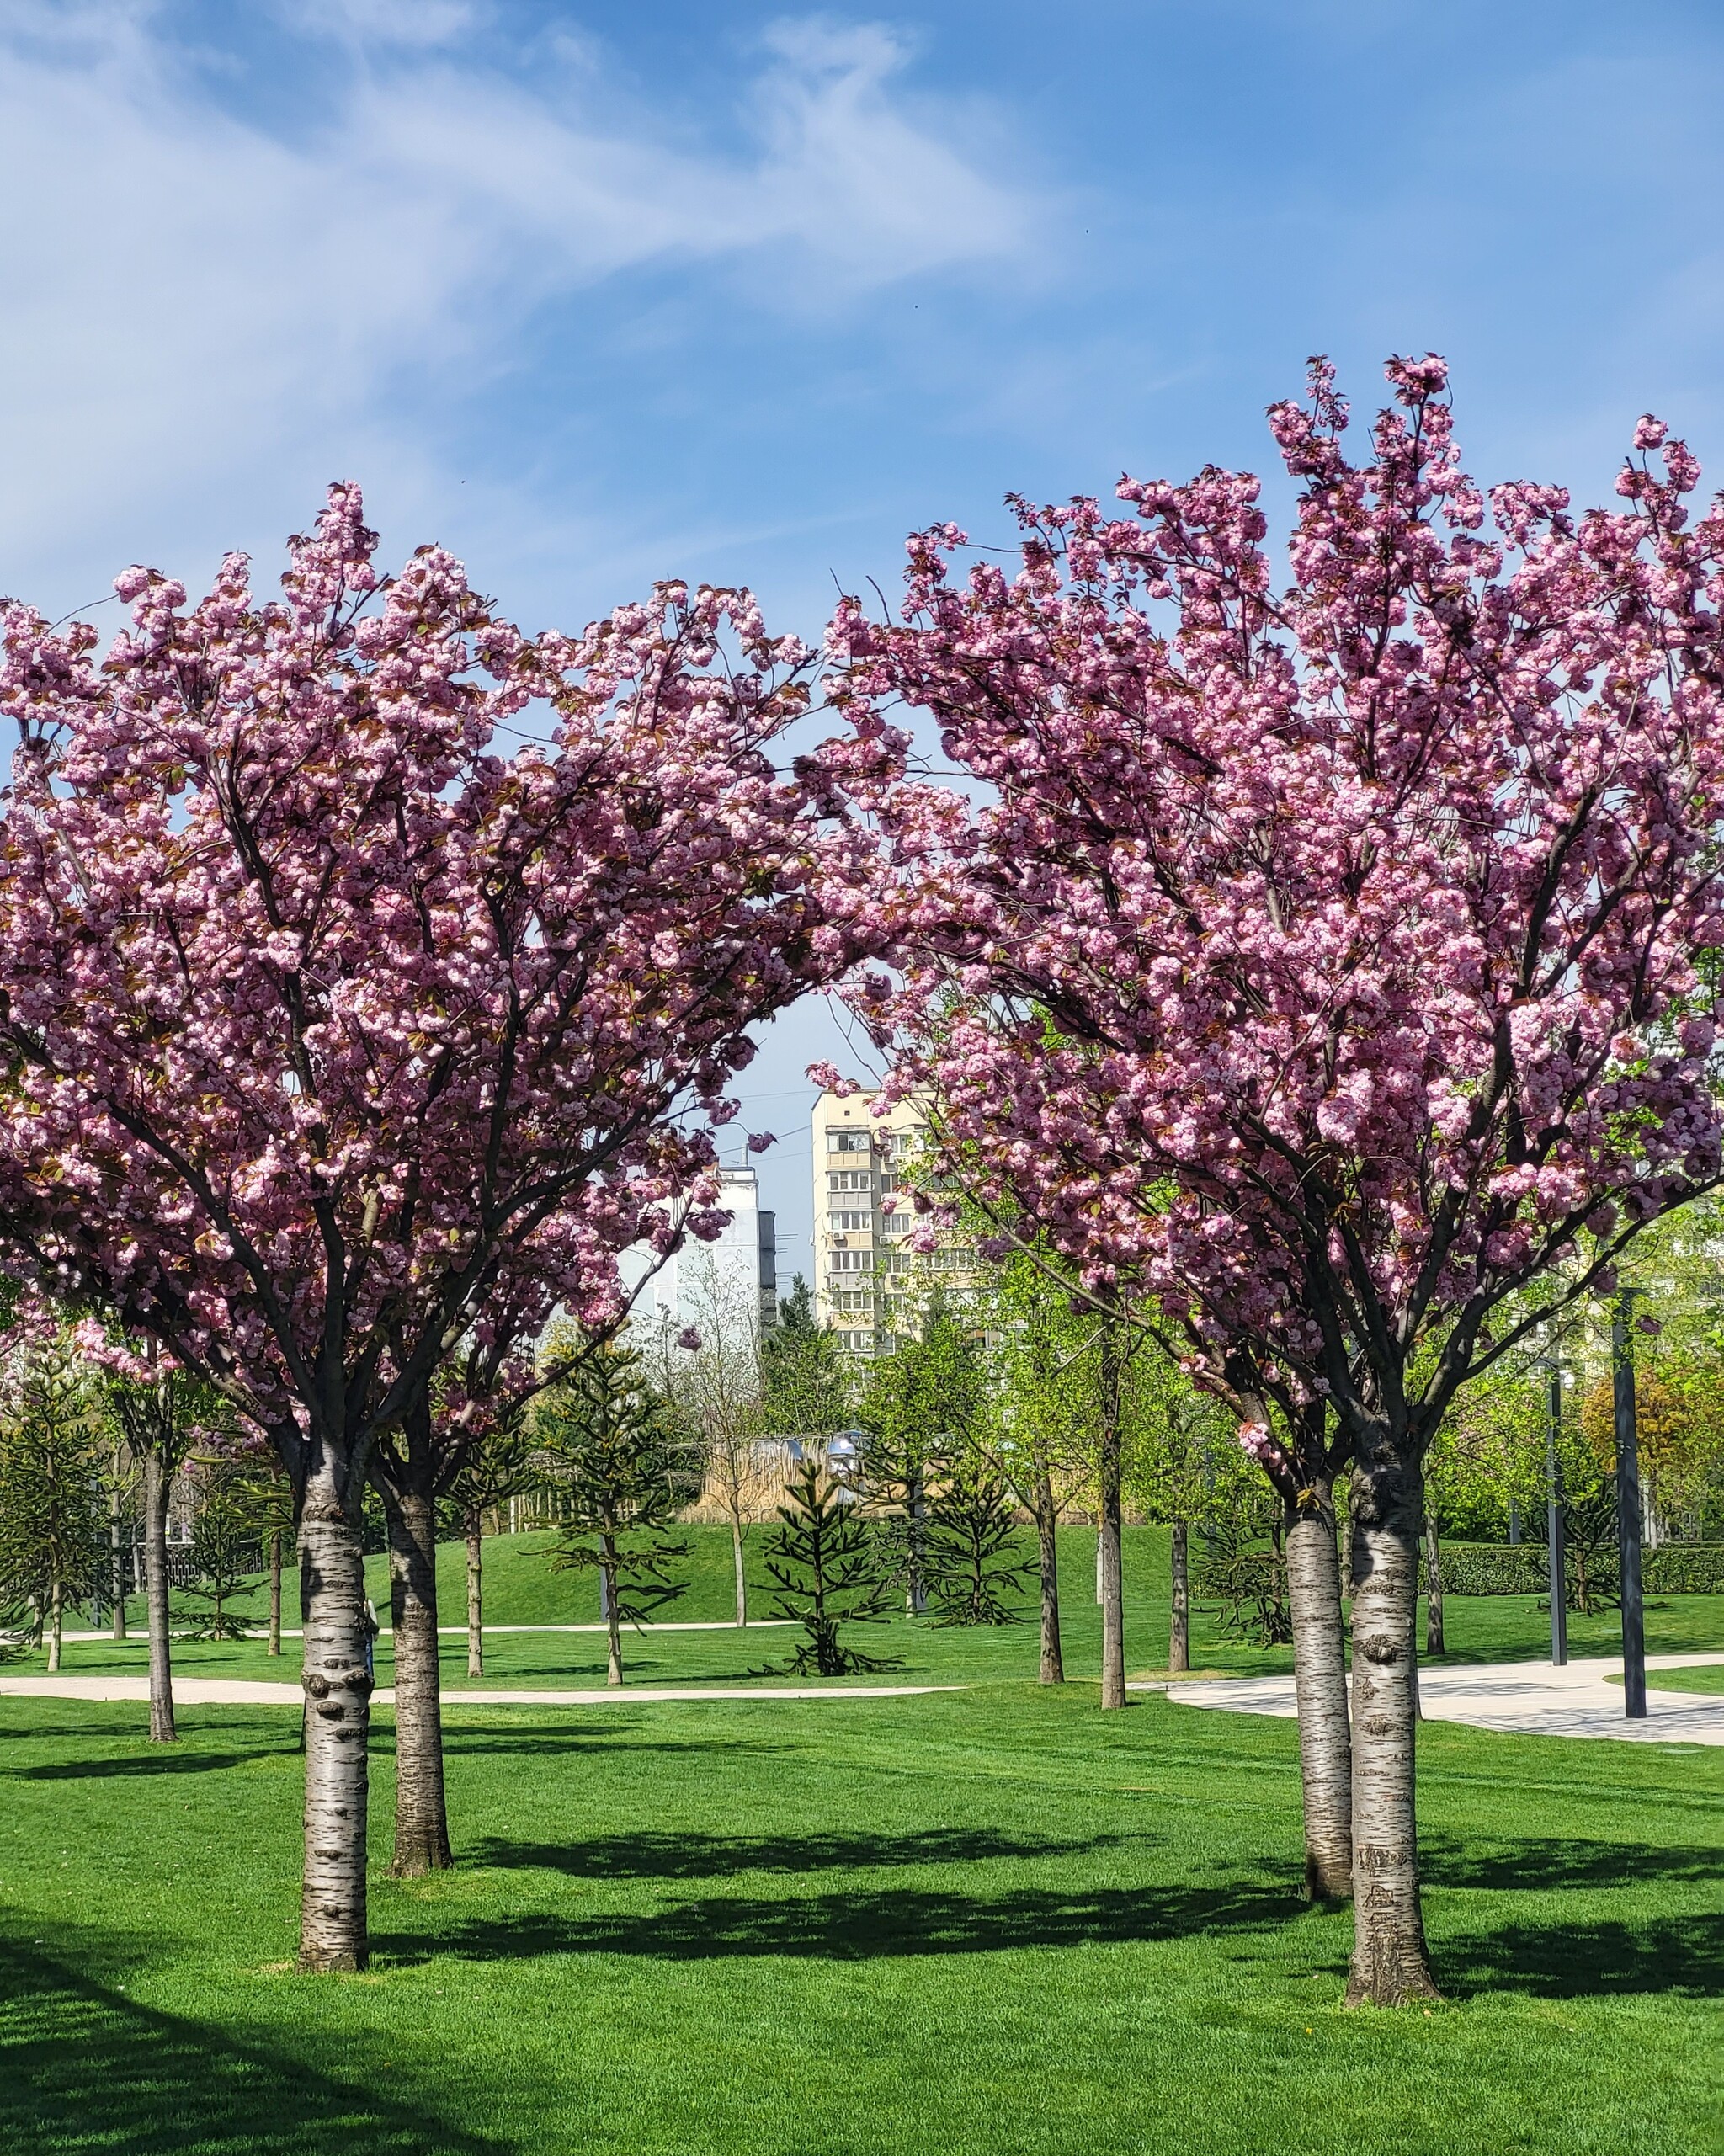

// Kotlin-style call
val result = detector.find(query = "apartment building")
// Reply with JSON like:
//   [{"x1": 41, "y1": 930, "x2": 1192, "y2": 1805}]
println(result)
[{"x1": 810, "y1": 1087, "x2": 976, "y2": 1354}]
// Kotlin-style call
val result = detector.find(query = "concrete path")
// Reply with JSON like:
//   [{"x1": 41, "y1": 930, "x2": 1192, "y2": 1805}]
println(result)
[
  {"x1": 0, "y1": 1674, "x2": 956, "y2": 1707},
  {"x1": 1154, "y1": 1652, "x2": 1724, "y2": 1746}
]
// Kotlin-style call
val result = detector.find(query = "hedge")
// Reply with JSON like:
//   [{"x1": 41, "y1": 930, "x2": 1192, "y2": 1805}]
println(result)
[{"x1": 1421, "y1": 1541, "x2": 1724, "y2": 1596}]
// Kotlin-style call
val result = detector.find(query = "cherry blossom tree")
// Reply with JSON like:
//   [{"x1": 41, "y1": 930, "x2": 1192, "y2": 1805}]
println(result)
[
  {"x1": 0, "y1": 489, "x2": 866, "y2": 1969},
  {"x1": 822, "y1": 359, "x2": 1724, "y2": 2003}
]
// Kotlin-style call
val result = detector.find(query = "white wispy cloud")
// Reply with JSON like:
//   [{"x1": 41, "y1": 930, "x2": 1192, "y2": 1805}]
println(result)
[{"x1": 0, "y1": 3, "x2": 1038, "y2": 601}]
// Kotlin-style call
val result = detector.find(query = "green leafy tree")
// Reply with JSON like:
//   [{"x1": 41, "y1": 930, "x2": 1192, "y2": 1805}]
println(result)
[
  {"x1": 537, "y1": 1344, "x2": 692, "y2": 1686},
  {"x1": 760, "y1": 1452, "x2": 898, "y2": 1674},
  {"x1": 230, "y1": 1456, "x2": 297, "y2": 1656},
  {"x1": 0, "y1": 1341, "x2": 105, "y2": 1671},
  {"x1": 759, "y1": 1277, "x2": 852, "y2": 1439},
  {"x1": 857, "y1": 1297, "x2": 982, "y2": 1614}
]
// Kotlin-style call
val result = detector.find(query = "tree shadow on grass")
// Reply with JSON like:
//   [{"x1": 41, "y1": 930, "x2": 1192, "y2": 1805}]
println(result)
[
  {"x1": 0, "y1": 1937, "x2": 500, "y2": 2156},
  {"x1": 466, "y1": 1826, "x2": 1132, "y2": 1882},
  {"x1": 379, "y1": 1875, "x2": 1291, "y2": 1967},
  {"x1": 6, "y1": 1749, "x2": 269, "y2": 1781},
  {"x1": 438, "y1": 1723, "x2": 785, "y2": 1763},
  {"x1": 1442, "y1": 1914, "x2": 1724, "y2": 1999},
  {"x1": 1422, "y1": 1833, "x2": 1724, "y2": 1893}
]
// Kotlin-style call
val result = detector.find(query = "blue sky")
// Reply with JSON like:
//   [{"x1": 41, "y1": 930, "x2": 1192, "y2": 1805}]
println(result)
[{"x1": 6, "y1": 0, "x2": 1724, "y2": 1276}]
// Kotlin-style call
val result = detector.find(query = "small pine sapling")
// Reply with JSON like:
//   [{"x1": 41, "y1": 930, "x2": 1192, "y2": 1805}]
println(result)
[
  {"x1": 538, "y1": 1344, "x2": 693, "y2": 1686},
  {"x1": 178, "y1": 1471, "x2": 260, "y2": 1641},
  {"x1": 922, "y1": 1444, "x2": 1035, "y2": 1625},
  {"x1": 760, "y1": 1452, "x2": 900, "y2": 1675}
]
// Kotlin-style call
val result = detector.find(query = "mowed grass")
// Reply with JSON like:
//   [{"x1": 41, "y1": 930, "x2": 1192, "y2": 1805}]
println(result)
[{"x1": 1, "y1": 1677, "x2": 1721, "y2": 2156}]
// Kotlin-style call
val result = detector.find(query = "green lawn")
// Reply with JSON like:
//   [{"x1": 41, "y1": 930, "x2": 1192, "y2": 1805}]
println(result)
[
  {"x1": 1644, "y1": 1664, "x2": 1724, "y2": 1696},
  {"x1": 1, "y1": 1680, "x2": 1721, "y2": 2155}
]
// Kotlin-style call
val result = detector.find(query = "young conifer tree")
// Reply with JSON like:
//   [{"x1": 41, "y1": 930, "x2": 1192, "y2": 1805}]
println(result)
[
  {"x1": 761, "y1": 1452, "x2": 897, "y2": 1675},
  {"x1": 538, "y1": 1343, "x2": 692, "y2": 1686},
  {"x1": 0, "y1": 1341, "x2": 104, "y2": 1672}
]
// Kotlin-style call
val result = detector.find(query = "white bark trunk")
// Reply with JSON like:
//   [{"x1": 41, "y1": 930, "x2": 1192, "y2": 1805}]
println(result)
[
  {"x1": 732, "y1": 1517, "x2": 748, "y2": 1627},
  {"x1": 1285, "y1": 1493, "x2": 1351, "y2": 1902},
  {"x1": 143, "y1": 1445, "x2": 176, "y2": 1743},
  {"x1": 297, "y1": 1503, "x2": 372, "y2": 1972},
  {"x1": 1345, "y1": 1456, "x2": 1439, "y2": 2006},
  {"x1": 466, "y1": 1527, "x2": 484, "y2": 1678}
]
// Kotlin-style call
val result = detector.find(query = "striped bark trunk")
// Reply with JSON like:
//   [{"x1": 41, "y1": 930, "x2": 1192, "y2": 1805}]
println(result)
[
  {"x1": 296, "y1": 1499, "x2": 372, "y2": 1972},
  {"x1": 268, "y1": 1531, "x2": 283, "y2": 1657},
  {"x1": 1344, "y1": 1448, "x2": 1439, "y2": 2006},
  {"x1": 466, "y1": 1526, "x2": 484, "y2": 1678},
  {"x1": 386, "y1": 1488, "x2": 451, "y2": 1877},
  {"x1": 1168, "y1": 1521, "x2": 1190, "y2": 1675},
  {"x1": 143, "y1": 1445, "x2": 176, "y2": 1743},
  {"x1": 1285, "y1": 1488, "x2": 1352, "y2": 1902}
]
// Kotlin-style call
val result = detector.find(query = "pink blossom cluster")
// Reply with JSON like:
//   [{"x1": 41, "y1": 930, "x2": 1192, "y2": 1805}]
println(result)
[
  {"x1": 819, "y1": 357, "x2": 1724, "y2": 1440},
  {"x1": 0, "y1": 486, "x2": 870, "y2": 1456}
]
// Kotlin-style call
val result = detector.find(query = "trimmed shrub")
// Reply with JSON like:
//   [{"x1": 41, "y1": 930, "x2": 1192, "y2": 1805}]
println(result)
[{"x1": 1419, "y1": 1540, "x2": 1724, "y2": 1596}]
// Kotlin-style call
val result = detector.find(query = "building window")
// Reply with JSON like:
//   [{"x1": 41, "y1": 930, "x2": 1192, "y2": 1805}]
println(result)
[
  {"x1": 827, "y1": 1130, "x2": 870, "y2": 1153},
  {"x1": 827, "y1": 1249, "x2": 873, "y2": 1272},
  {"x1": 833, "y1": 1288, "x2": 875, "y2": 1312},
  {"x1": 827, "y1": 1170, "x2": 872, "y2": 1192},
  {"x1": 827, "y1": 1210, "x2": 874, "y2": 1233}
]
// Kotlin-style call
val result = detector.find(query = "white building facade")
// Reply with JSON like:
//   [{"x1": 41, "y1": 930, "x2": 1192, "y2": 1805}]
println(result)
[{"x1": 620, "y1": 1166, "x2": 777, "y2": 1339}]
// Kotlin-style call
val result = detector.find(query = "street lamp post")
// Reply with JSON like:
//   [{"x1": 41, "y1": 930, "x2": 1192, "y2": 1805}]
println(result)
[
  {"x1": 1612, "y1": 1297, "x2": 1647, "y2": 1719},
  {"x1": 1544, "y1": 1362, "x2": 1567, "y2": 1668}
]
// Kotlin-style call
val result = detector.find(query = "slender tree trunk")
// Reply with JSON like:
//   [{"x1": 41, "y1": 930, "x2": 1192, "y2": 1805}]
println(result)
[
  {"x1": 907, "y1": 1466, "x2": 928, "y2": 1616},
  {"x1": 1033, "y1": 1463, "x2": 1063, "y2": 1684},
  {"x1": 383, "y1": 1487, "x2": 451, "y2": 1877},
  {"x1": 1169, "y1": 1521, "x2": 1190, "y2": 1674},
  {"x1": 1423, "y1": 1515, "x2": 1445, "y2": 1658},
  {"x1": 731, "y1": 1514, "x2": 748, "y2": 1627},
  {"x1": 466, "y1": 1524, "x2": 484, "y2": 1678},
  {"x1": 109, "y1": 1451, "x2": 127, "y2": 1641},
  {"x1": 143, "y1": 1445, "x2": 176, "y2": 1743},
  {"x1": 1345, "y1": 1448, "x2": 1439, "y2": 2007},
  {"x1": 297, "y1": 1489, "x2": 373, "y2": 1973},
  {"x1": 46, "y1": 1578, "x2": 62, "y2": 1673},
  {"x1": 603, "y1": 1534, "x2": 623, "y2": 1687},
  {"x1": 268, "y1": 1530, "x2": 283, "y2": 1657},
  {"x1": 1285, "y1": 1488, "x2": 1352, "y2": 1903},
  {"x1": 1098, "y1": 1323, "x2": 1125, "y2": 1708}
]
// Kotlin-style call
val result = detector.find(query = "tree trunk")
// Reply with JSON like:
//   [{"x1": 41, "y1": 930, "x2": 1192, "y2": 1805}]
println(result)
[
  {"x1": 383, "y1": 1487, "x2": 451, "y2": 1877},
  {"x1": 1423, "y1": 1515, "x2": 1444, "y2": 1658},
  {"x1": 1099, "y1": 1445, "x2": 1125, "y2": 1710},
  {"x1": 109, "y1": 1453, "x2": 127, "y2": 1641},
  {"x1": 268, "y1": 1530, "x2": 283, "y2": 1657},
  {"x1": 1285, "y1": 1488, "x2": 1352, "y2": 1903},
  {"x1": 1033, "y1": 1465, "x2": 1063, "y2": 1684},
  {"x1": 1345, "y1": 1451, "x2": 1439, "y2": 2007},
  {"x1": 603, "y1": 1535, "x2": 623, "y2": 1688},
  {"x1": 142, "y1": 1445, "x2": 176, "y2": 1743},
  {"x1": 1168, "y1": 1521, "x2": 1190, "y2": 1675},
  {"x1": 906, "y1": 1467, "x2": 928, "y2": 1616},
  {"x1": 466, "y1": 1525, "x2": 484, "y2": 1678},
  {"x1": 731, "y1": 1515, "x2": 748, "y2": 1627},
  {"x1": 46, "y1": 1578, "x2": 62, "y2": 1673},
  {"x1": 297, "y1": 1497, "x2": 373, "y2": 1973}
]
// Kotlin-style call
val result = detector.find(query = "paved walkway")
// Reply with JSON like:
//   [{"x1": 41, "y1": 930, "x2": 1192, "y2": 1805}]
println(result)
[
  {"x1": 1155, "y1": 1653, "x2": 1724, "y2": 1746},
  {"x1": 0, "y1": 1674, "x2": 955, "y2": 1707}
]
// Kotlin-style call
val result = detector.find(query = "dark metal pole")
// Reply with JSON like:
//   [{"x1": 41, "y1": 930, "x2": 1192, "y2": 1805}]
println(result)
[
  {"x1": 1545, "y1": 1367, "x2": 1567, "y2": 1667},
  {"x1": 1612, "y1": 1302, "x2": 1647, "y2": 1718}
]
